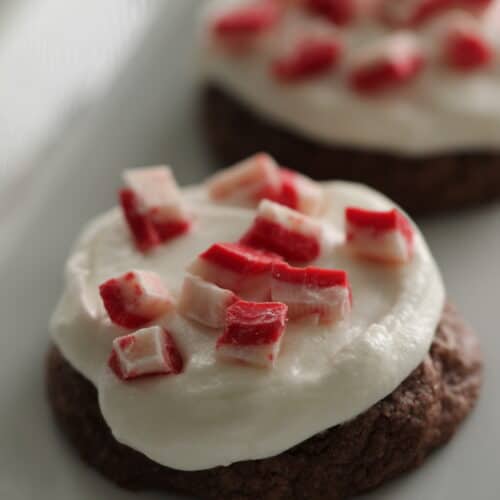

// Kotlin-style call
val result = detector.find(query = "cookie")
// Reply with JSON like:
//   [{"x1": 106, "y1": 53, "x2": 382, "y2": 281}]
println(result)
[
  {"x1": 48, "y1": 161, "x2": 479, "y2": 496},
  {"x1": 47, "y1": 303, "x2": 482, "y2": 500},
  {"x1": 199, "y1": 1, "x2": 500, "y2": 214},
  {"x1": 202, "y1": 84, "x2": 500, "y2": 215}
]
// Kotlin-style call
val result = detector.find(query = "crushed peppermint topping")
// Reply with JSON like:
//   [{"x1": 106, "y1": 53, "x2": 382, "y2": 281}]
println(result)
[
  {"x1": 208, "y1": 0, "x2": 499, "y2": 94},
  {"x1": 103, "y1": 159, "x2": 422, "y2": 377}
]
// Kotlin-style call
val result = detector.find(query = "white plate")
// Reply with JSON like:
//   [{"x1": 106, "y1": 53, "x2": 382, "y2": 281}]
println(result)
[{"x1": 0, "y1": 2, "x2": 498, "y2": 499}]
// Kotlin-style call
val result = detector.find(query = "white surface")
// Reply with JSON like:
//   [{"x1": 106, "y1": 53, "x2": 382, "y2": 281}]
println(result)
[
  {"x1": 50, "y1": 182, "x2": 444, "y2": 470},
  {"x1": 0, "y1": 0, "x2": 498, "y2": 498},
  {"x1": 201, "y1": 0, "x2": 500, "y2": 155}
]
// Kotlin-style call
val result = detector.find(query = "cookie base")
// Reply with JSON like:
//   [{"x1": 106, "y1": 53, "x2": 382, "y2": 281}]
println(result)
[
  {"x1": 47, "y1": 303, "x2": 481, "y2": 500},
  {"x1": 202, "y1": 84, "x2": 500, "y2": 215}
]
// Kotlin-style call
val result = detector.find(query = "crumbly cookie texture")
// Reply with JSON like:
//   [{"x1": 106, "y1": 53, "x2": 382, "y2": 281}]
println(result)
[{"x1": 47, "y1": 303, "x2": 481, "y2": 500}]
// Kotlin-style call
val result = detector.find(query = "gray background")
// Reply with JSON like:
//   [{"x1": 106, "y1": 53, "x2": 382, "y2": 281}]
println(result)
[{"x1": 0, "y1": 1, "x2": 498, "y2": 498}]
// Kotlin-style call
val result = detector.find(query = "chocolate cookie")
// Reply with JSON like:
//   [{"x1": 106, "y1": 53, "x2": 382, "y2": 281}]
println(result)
[
  {"x1": 202, "y1": 85, "x2": 500, "y2": 215},
  {"x1": 47, "y1": 303, "x2": 482, "y2": 500}
]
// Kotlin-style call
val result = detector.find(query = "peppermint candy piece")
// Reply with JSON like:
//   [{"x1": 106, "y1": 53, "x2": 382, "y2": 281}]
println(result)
[
  {"x1": 178, "y1": 273, "x2": 239, "y2": 329},
  {"x1": 187, "y1": 242, "x2": 283, "y2": 301},
  {"x1": 212, "y1": 0, "x2": 282, "y2": 48},
  {"x1": 345, "y1": 207, "x2": 414, "y2": 264},
  {"x1": 272, "y1": 36, "x2": 343, "y2": 81},
  {"x1": 442, "y1": 15, "x2": 493, "y2": 71},
  {"x1": 216, "y1": 300, "x2": 288, "y2": 368},
  {"x1": 120, "y1": 166, "x2": 191, "y2": 252},
  {"x1": 99, "y1": 270, "x2": 174, "y2": 329},
  {"x1": 109, "y1": 326, "x2": 183, "y2": 381},
  {"x1": 207, "y1": 153, "x2": 281, "y2": 206},
  {"x1": 240, "y1": 199, "x2": 333, "y2": 263},
  {"x1": 271, "y1": 262, "x2": 352, "y2": 324},
  {"x1": 270, "y1": 168, "x2": 324, "y2": 216},
  {"x1": 348, "y1": 33, "x2": 425, "y2": 94}
]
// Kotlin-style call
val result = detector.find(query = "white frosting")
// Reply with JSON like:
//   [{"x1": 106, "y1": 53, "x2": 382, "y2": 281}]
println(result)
[
  {"x1": 200, "y1": 0, "x2": 500, "y2": 155},
  {"x1": 50, "y1": 181, "x2": 445, "y2": 471}
]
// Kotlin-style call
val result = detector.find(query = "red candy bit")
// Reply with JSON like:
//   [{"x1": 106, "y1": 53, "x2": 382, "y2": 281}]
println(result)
[
  {"x1": 120, "y1": 189, "x2": 159, "y2": 252},
  {"x1": 207, "y1": 153, "x2": 281, "y2": 206},
  {"x1": 178, "y1": 273, "x2": 239, "y2": 329},
  {"x1": 380, "y1": 0, "x2": 453, "y2": 27},
  {"x1": 271, "y1": 36, "x2": 343, "y2": 82},
  {"x1": 188, "y1": 242, "x2": 283, "y2": 301},
  {"x1": 108, "y1": 326, "x2": 183, "y2": 381},
  {"x1": 240, "y1": 200, "x2": 330, "y2": 263},
  {"x1": 348, "y1": 33, "x2": 425, "y2": 95},
  {"x1": 305, "y1": 0, "x2": 356, "y2": 26},
  {"x1": 443, "y1": 19, "x2": 493, "y2": 71},
  {"x1": 216, "y1": 300, "x2": 288, "y2": 368},
  {"x1": 99, "y1": 270, "x2": 174, "y2": 329},
  {"x1": 270, "y1": 168, "x2": 324, "y2": 215},
  {"x1": 345, "y1": 207, "x2": 414, "y2": 264},
  {"x1": 120, "y1": 166, "x2": 191, "y2": 253},
  {"x1": 271, "y1": 262, "x2": 352, "y2": 324},
  {"x1": 212, "y1": 0, "x2": 282, "y2": 48}
]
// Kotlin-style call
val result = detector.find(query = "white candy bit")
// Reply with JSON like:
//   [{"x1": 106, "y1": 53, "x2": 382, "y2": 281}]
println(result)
[
  {"x1": 123, "y1": 166, "x2": 183, "y2": 216},
  {"x1": 216, "y1": 300, "x2": 288, "y2": 368},
  {"x1": 108, "y1": 326, "x2": 183, "y2": 381},
  {"x1": 99, "y1": 270, "x2": 174, "y2": 329},
  {"x1": 271, "y1": 262, "x2": 352, "y2": 324},
  {"x1": 274, "y1": 169, "x2": 324, "y2": 216},
  {"x1": 187, "y1": 242, "x2": 283, "y2": 301},
  {"x1": 348, "y1": 32, "x2": 425, "y2": 94},
  {"x1": 240, "y1": 199, "x2": 332, "y2": 263},
  {"x1": 345, "y1": 207, "x2": 414, "y2": 264},
  {"x1": 178, "y1": 274, "x2": 239, "y2": 329},
  {"x1": 207, "y1": 153, "x2": 281, "y2": 205},
  {"x1": 120, "y1": 166, "x2": 191, "y2": 252}
]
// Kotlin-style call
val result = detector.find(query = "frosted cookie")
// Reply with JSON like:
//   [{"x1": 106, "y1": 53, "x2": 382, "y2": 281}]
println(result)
[
  {"x1": 199, "y1": 0, "x2": 500, "y2": 213},
  {"x1": 48, "y1": 158, "x2": 482, "y2": 498}
]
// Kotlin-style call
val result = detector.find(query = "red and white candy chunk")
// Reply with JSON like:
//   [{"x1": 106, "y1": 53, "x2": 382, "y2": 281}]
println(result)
[
  {"x1": 345, "y1": 207, "x2": 414, "y2": 264},
  {"x1": 120, "y1": 166, "x2": 191, "y2": 252},
  {"x1": 441, "y1": 14, "x2": 493, "y2": 71},
  {"x1": 207, "y1": 153, "x2": 281, "y2": 206},
  {"x1": 99, "y1": 270, "x2": 174, "y2": 329},
  {"x1": 271, "y1": 36, "x2": 343, "y2": 82},
  {"x1": 188, "y1": 242, "x2": 283, "y2": 301},
  {"x1": 271, "y1": 262, "x2": 352, "y2": 324},
  {"x1": 240, "y1": 200, "x2": 332, "y2": 263},
  {"x1": 108, "y1": 326, "x2": 183, "y2": 381},
  {"x1": 216, "y1": 300, "x2": 288, "y2": 368},
  {"x1": 178, "y1": 273, "x2": 239, "y2": 329},
  {"x1": 348, "y1": 33, "x2": 425, "y2": 94},
  {"x1": 272, "y1": 169, "x2": 324, "y2": 216},
  {"x1": 208, "y1": 154, "x2": 324, "y2": 215},
  {"x1": 212, "y1": 0, "x2": 283, "y2": 49}
]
